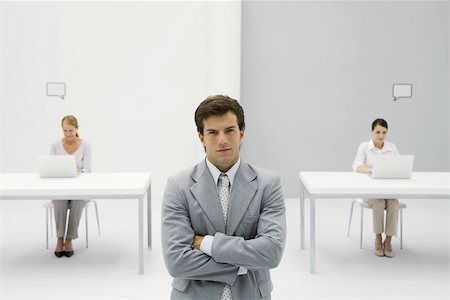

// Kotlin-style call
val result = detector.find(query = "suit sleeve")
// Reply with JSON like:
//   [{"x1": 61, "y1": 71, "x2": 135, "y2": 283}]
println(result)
[
  {"x1": 161, "y1": 176, "x2": 239, "y2": 285},
  {"x1": 211, "y1": 175, "x2": 286, "y2": 271}
]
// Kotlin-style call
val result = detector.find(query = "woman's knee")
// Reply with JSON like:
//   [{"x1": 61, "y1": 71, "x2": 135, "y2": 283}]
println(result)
[
  {"x1": 71, "y1": 200, "x2": 85, "y2": 208},
  {"x1": 386, "y1": 199, "x2": 399, "y2": 209},
  {"x1": 371, "y1": 199, "x2": 385, "y2": 207},
  {"x1": 52, "y1": 200, "x2": 69, "y2": 209}
]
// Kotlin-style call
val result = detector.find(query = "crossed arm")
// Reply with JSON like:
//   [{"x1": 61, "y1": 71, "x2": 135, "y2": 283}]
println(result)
[
  {"x1": 161, "y1": 175, "x2": 286, "y2": 284},
  {"x1": 162, "y1": 176, "x2": 239, "y2": 285}
]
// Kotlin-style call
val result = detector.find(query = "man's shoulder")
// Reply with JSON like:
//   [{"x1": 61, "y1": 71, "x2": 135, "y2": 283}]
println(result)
[
  {"x1": 244, "y1": 162, "x2": 280, "y2": 182},
  {"x1": 169, "y1": 165, "x2": 196, "y2": 181},
  {"x1": 167, "y1": 161, "x2": 205, "y2": 186}
]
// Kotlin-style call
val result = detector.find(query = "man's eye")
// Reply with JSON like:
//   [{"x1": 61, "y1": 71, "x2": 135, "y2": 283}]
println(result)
[{"x1": 208, "y1": 131, "x2": 218, "y2": 135}]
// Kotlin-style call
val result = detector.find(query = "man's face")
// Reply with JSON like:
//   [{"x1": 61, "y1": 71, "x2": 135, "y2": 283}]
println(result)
[{"x1": 199, "y1": 111, "x2": 244, "y2": 172}]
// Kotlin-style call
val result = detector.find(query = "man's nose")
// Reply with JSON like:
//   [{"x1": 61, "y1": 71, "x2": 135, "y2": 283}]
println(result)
[{"x1": 218, "y1": 132, "x2": 227, "y2": 145}]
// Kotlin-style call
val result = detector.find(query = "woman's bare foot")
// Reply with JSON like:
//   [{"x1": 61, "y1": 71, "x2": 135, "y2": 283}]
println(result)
[
  {"x1": 55, "y1": 237, "x2": 64, "y2": 252},
  {"x1": 63, "y1": 238, "x2": 74, "y2": 257},
  {"x1": 54, "y1": 237, "x2": 65, "y2": 257},
  {"x1": 384, "y1": 236, "x2": 394, "y2": 257},
  {"x1": 64, "y1": 238, "x2": 73, "y2": 251}
]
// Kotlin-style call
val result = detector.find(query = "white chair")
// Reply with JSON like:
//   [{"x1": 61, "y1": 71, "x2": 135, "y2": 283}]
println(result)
[
  {"x1": 347, "y1": 198, "x2": 406, "y2": 249},
  {"x1": 44, "y1": 200, "x2": 101, "y2": 249}
]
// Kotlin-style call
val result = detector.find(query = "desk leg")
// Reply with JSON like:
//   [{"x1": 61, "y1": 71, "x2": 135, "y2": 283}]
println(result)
[
  {"x1": 300, "y1": 180, "x2": 305, "y2": 249},
  {"x1": 147, "y1": 184, "x2": 152, "y2": 249},
  {"x1": 310, "y1": 197, "x2": 316, "y2": 274},
  {"x1": 139, "y1": 196, "x2": 144, "y2": 274}
]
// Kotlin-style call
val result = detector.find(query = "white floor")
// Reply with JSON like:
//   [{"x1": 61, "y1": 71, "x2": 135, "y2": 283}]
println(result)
[{"x1": 0, "y1": 196, "x2": 449, "y2": 300}]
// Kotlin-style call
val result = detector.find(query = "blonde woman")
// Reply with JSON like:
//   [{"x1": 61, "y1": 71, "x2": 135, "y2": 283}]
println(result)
[
  {"x1": 51, "y1": 115, "x2": 91, "y2": 257},
  {"x1": 352, "y1": 118, "x2": 399, "y2": 257}
]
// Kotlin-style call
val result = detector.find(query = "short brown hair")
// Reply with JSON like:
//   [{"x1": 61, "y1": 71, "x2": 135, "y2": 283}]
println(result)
[{"x1": 194, "y1": 95, "x2": 245, "y2": 134}]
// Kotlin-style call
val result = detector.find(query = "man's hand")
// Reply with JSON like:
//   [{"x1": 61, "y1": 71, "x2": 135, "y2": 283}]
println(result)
[{"x1": 192, "y1": 235, "x2": 204, "y2": 250}]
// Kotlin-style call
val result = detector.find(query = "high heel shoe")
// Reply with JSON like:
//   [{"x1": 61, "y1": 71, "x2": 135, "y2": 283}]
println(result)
[
  {"x1": 64, "y1": 250, "x2": 74, "y2": 257},
  {"x1": 54, "y1": 251, "x2": 64, "y2": 258},
  {"x1": 383, "y1": 242, "x2": 394, "y2": 258},
  {"x1": 374, "y1": 242, "x2": 384, "y2": 257}
]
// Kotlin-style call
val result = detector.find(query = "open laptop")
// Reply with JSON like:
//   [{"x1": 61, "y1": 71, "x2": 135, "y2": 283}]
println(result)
[
  {"x1": 38, "y1": 155, "x2": 78, "y2": 178},
  {"x1": 371, "y1": 155, "x2": 414, "y2": 179}
]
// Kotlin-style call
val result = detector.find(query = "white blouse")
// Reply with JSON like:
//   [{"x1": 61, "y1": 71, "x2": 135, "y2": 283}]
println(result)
[
  {"x1": 50, "y1": 139, "x2": 92, "y2": 173},
  {"x1": 352, "y1": 139, "x2": 399, "y2": 171}
]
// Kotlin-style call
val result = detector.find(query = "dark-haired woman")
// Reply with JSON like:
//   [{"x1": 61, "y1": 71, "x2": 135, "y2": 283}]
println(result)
[{"x1": 352, "y1": 118, "x2": 399, "y2": 257}]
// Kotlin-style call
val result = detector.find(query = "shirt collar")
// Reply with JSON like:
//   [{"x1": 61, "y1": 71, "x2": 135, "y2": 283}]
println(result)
[
  {"x1": 369, "y1": 139, "x2": 393, "y2": 153},
  {"x1": 206, "y1": 157, "x2": 241, "y2": 189}
]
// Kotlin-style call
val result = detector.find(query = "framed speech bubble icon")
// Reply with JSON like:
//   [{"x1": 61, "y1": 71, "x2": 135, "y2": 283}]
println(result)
[
  {"x1": 46, "y1": 82, "x2": 66, "y2": 100},
  {"x1": 392, "y1": 83, "x2": 412, "y2": 101}
]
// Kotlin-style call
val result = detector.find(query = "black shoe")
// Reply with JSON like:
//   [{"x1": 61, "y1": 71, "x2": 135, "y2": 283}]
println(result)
[
  {"x1": 64, "y1": 250, "x2": 74, "y2": 257},
  {"x1": 54, "y1": 251, "x2": 64, "y2": 258}
]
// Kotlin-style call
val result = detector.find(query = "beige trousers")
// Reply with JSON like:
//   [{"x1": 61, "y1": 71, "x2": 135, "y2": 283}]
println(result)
[
  {"x1": 364, "y1": 199, "x2": 399, "y2": 236},
  {"x1": 52, "y1": 200, "x2": 86, "y2": 239}
]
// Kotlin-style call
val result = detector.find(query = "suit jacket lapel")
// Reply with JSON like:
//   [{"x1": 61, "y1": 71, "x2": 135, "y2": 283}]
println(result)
[
  {"x1": 189, "y1": 161, "x2": 226, "y2": 233},
  {"x1": 227, "y1": 162, "x2": 257, "y2": 235}
]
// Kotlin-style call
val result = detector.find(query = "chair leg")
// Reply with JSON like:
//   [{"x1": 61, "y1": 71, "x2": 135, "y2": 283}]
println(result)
[
  {"x1": 359, "y1": 207, "x2": 364, "y2": 249},
  {"x1": 94, "y1": 201, "x2": 101, "y2": 236},
  {"x1": 50, "y1": 207, "x2": 54, "y2": 237},
  {"x1": 85, "y1": 206, "x2": 89, "y2": 249},
  {"x1": 347, "y1": 201, "x2": 355, "y2": 237},
  {"x1": 400, "y1": 209, "x2": 403, "y2": 250},
  {"x1": 45, "y1": 207, "x2": 49, "y2": 249}
]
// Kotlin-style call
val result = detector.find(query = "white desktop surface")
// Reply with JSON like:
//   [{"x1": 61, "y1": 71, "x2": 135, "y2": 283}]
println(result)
[
  {"x1": 0, "y1": 172, "x2": 152, "y2": 274},
  {"x1": 300, "y1": 172, "x2": 450, "y2": 198},
  {"x1": 298, "y1": 171, "x2": 450, "y2": 273},
  {"x1": 0, "y1": 172, "x2": 151, "y2": 199}
]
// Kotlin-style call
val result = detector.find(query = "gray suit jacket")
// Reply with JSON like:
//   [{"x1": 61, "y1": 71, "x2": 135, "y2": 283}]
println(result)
[{"x1": 161, "y1": 159, "x2": 286, "y2": 300}]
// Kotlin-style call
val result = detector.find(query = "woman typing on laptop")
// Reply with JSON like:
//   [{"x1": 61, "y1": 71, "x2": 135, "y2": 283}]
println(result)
[
  {"x1": 51, "y1": 115, "x2": 92, "y2": 258},
  {"x1": 352, "y1": 118, "x2": 399, "y2": 258}
]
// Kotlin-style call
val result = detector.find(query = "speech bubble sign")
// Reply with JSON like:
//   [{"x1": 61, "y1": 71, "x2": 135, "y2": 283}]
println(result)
[
  {"x1": 392, "y1": 83, "x2": 412, "y2": 101},
  {"x1": 47, "y1": 82, "x2": 66, "y2": 100}
]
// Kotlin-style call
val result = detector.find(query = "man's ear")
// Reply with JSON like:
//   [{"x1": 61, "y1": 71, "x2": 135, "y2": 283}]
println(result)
[
  {"x1": 240, "y1": 130, "x2": 245, "y2": 140},
  {"x1": 198, "y1": 132, "x2": 205, "y2": 146}
]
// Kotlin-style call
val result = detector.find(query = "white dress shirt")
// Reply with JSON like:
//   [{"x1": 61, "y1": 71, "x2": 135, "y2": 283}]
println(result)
[
  {"x1": 352, "y1": 139, "x2": 399, "y2": 171},
  {"x1": 200, "y1": 157, "x2": 247, "y2": 275}
]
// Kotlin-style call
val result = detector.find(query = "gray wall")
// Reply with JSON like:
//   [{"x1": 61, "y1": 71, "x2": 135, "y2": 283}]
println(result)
[{"x1": 241, "y1": 1, "x2": 449, "y2": 197}]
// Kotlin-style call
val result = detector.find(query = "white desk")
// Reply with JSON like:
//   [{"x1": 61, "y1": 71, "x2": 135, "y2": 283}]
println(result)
[
  {"x1": 0, "y1": 172, "x2": 151, "y2": 274},
  {"x1": 299, "y1": 172, "x2": 450, "y2": 273}
]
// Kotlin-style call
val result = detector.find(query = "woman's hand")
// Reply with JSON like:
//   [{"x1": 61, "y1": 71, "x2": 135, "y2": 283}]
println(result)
[{"x1": 356, "y1": 166, "x2": 372, "y2": 174}]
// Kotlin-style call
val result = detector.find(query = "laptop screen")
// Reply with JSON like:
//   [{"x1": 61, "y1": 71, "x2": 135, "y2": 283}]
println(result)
[
  {"x1": 371, "y1": 155, "x2": 414, "y2": 179},
  {"x1": 38, "y1": 155, "x2": 78, "y2": 178}
]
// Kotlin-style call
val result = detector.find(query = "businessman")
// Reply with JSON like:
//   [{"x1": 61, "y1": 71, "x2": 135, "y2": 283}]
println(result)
[{"x1": 162, "y1": 95, "x2": 286, "y2": 299}]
